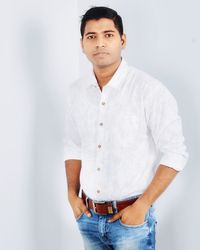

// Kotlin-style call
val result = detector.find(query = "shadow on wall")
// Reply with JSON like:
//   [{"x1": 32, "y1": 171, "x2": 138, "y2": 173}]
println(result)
[{"x1": 21, "y1": 19, "x2": 64, "y2": 250}]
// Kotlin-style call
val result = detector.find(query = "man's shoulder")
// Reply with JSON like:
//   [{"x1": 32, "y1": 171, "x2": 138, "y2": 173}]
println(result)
[
  {"x1": 64, "y1": 76, "x2": 85, "y2": 109},
  {"x1": 68, "y1": 75, "x2": 87, "y2": 90},
  {"x1": 131, "y1": 66, "x2": 177, "y2": 104},
  {"x1": 129, "y1": 65, "x2": 172, "y2": 97},
  {"x1": 130, "y1": 65, "x2": 164, "y2": 90},
  {"x1": 66, "y1": 74, "x2": 90, "y2": 98}
]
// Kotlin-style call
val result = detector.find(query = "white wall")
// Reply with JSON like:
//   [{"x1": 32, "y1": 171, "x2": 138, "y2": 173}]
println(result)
[
  {"x1": 78, "y1": 1, "x2": 199, "y2": 250},
  {"x1": 0, "y1": 1, "x2": 199, "y2": 250},
  {"x1": 0, "y1": 1, "x2": 81, "y2": 250}
]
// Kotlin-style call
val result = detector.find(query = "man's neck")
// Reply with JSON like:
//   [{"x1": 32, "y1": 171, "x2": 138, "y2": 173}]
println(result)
[{"x1": 93, "y1": 59, "x2": 122, "y2": 91}]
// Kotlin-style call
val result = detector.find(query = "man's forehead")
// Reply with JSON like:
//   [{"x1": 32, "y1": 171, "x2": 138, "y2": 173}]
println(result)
[{"x1": 84, "y1": 18, "x2": 117, "y2": 34}]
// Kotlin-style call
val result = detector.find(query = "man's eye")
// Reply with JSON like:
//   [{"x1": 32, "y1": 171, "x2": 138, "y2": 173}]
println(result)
[
  {"x1": 105, "y1": 33, "x2": 114, "y2": 38},
  {"x1": 87, "y1": 35, "x2": 95, "y2": 39}
]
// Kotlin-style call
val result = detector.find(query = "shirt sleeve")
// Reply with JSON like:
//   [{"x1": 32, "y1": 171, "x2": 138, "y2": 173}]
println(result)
[
  {"x1": 63, "y1": 97, "x2": 81, "y2": 162},
  {"x1": 146, "y1": 83, "x2": 189, "y2": 171}
]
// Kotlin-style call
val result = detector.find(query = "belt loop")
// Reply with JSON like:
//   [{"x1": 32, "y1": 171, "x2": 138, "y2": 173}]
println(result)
[
  {"x1": 85, "y1": 196, "x2": 89, "y2": 208},
  {"x1": 82, "y1": 190, "x2": 89, "y2": 208},
  {"x1": 112, "y1": 200, "x2": 118, "y2": 213},
  {"x1": 92, "y1": 201, "x2": 97, "y2": 213}
]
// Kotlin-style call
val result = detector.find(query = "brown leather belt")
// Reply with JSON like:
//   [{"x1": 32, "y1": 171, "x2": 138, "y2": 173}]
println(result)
[{"x1": 81, "y1": 190, "x2": 140, "y2": 215}]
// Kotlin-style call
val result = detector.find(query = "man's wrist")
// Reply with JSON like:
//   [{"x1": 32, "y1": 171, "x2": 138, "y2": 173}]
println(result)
[
  {"x1": 68, "y1": 190, "x2": 79, "y2": 203},
  {"x1": 132, "y1": 196, "x2": 151, "y2": 212}
]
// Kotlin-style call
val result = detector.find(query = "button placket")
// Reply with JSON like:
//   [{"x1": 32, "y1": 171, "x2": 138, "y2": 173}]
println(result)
[{"x1": 95, "y1": 92, "x2": 107, "y2": 196}]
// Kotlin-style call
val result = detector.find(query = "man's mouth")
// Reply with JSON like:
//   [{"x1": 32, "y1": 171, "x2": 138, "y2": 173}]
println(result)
[{"x1": 93, "y1": 52, "x2": 109, "y2": 56}]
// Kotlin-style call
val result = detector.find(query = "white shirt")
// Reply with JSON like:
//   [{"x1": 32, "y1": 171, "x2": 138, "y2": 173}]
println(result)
[{"x1": 63, "y1": 58, "x2": 189, "y2": 201}]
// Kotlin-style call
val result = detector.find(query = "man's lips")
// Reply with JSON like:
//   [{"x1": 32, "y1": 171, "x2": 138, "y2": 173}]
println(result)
[{"x1": 93, "y1": 52, "x2": 109, "y2": 56}]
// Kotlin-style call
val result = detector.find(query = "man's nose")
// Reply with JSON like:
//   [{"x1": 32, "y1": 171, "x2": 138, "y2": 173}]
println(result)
[{"x1": 95, "y1": 37, "x2": 105, "y2": 48}]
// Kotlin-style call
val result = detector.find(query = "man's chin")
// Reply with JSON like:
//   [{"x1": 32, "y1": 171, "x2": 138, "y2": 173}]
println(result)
[{"x1": 93, "y1": 60, "x2": 112, "y2": 69}]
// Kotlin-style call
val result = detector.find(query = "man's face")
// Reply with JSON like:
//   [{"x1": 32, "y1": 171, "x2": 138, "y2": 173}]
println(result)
[{"x1": 81, "y1": 18, "x2": 126, "y2": 69}]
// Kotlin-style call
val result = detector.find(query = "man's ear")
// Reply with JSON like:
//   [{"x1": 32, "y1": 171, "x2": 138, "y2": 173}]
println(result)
[
  {"x1": 121, "y1": 33, "x2": 126, "y2": 49},
  {"x1": 80, "y1": 38, "x2": 85, "y2": 53}
]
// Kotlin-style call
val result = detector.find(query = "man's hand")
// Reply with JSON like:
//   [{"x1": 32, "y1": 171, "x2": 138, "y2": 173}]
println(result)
[
  {"x1": 108, "y1": 200, "x2": 149, "y2": 226},
  {"x1": 68, "y1": 195, "x2": 91, "y2": 219}
]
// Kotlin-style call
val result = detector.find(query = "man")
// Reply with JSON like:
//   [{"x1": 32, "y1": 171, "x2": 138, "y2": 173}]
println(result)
[{"x1": 64, "y1": 6, "x2": 189, "y2": 250}]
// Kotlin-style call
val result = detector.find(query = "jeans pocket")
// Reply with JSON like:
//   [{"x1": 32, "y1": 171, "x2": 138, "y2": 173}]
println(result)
[
  {"x1": 118, "y1": 206, "x2": 152, "y2": 228},
  {"x1": 75, "y1": 212, "x2": 84, "y2": 222},
  {"x1": 119, "y1": 218, "x2": 148, "y2": 228}
]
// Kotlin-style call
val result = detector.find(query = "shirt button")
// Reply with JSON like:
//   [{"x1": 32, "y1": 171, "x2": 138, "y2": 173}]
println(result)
[
  {"x1": 99, "y1": 122, "x2": 103, "y2": 126},
  {"x1": 97, "y1": 168, "x2": 101, "y2": 171},
  {"x1": 97, "y1": 190, "x2": 100, "y2": 193},
  {"x1": 101, "y1": 102, "x2": 106, "y2": 106},
  {"x1": 98, "y1": 145, "x2": 102, "y2": 148}
]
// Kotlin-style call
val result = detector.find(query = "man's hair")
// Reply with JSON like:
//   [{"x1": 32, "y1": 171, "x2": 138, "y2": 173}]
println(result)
[{"x1": 80, "y1": 6, "x2": 124, "y2": 37}]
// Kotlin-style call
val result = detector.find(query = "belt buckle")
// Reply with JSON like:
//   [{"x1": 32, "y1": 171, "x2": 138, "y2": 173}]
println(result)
[
  {"x1": 92, "y1": 200, "x2": 105, "y2": 214},
  {"x1": 92, "y1": 200, "x2": 114, "y2": 215}
]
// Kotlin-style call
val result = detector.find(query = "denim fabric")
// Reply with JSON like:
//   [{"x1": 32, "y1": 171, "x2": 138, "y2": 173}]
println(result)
[{"x1": 76, "y1": 205, "x2": 157, "y2": 250}]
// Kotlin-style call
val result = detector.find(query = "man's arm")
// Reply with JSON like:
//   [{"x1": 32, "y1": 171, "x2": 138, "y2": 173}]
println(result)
[
  {"x1": 65, "y1": 160, "x2": 91, "y2": 218},
  {"x1": 108, "y1": 83, "x2": 188, "y2": 224},
  {"x1": 136, "y1": 164, "x2": 178, "y2": 207},
  {"x1": 108, "y1": 164, "x2": 178, "y2": 224},
  {"x1": 65, "y1": 159, "x2": 81, "y2": 200}
]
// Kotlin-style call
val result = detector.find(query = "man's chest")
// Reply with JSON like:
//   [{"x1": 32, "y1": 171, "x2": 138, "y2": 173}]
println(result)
[{"x1": 71, "y1": 88, "x2": 149, "y2": 144}]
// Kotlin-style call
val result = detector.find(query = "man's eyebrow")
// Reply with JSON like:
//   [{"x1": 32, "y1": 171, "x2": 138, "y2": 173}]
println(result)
[
  {"x1": 84, "y1": 30, "x2": 115, "y2": 36},
  {"x1": 103, "y1": 30, "x2": 115, "y2": 33},
  {"x1": 85, "y1": 32, "x2": 96, "y2": 36}
]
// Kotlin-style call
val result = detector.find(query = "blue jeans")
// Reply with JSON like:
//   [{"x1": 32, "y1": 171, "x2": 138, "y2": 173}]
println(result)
[{"x1": 76, "y1": 205, "x2": 157, "y2": 250}]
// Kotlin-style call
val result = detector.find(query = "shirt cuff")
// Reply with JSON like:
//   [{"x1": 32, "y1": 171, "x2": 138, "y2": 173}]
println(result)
[
  {"x1": 63, "y1": 148, "x2": 81, "y2": 161},
  {"x1": 158, "y1": 152, "x2": 189, "y2": 171}
]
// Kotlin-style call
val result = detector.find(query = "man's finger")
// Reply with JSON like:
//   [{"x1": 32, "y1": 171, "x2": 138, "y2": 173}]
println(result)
[
  {"x1": 82, "y1": 206, "x2": 91, "y2": 217},
  {"x1": 108, "y1": 212, "x2": 121, "y2": 223}
]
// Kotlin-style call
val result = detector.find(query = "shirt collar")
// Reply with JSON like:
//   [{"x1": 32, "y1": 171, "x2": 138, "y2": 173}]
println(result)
[{"x1": 86, "y1": 58, "x2": 129, "y2": 90}]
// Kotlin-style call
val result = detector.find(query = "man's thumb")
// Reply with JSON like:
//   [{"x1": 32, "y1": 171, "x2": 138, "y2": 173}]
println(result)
[
  {"x1": 83, "y1": 207, "x2": 91, "y2": 217},
  {"x1": 108, "y1": 212, "x2": 121, "y2": 223}
]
